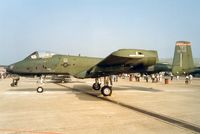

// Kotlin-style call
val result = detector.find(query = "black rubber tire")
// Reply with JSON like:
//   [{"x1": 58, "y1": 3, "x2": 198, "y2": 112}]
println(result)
[
  {"x1": 101, "y1": 86, "x2": 112, "y2": 96},
  {"x1": 92, "y1": 83, "x2": 101, "y2": 90},
  {"x1": 37, "y1": 86, "x2": 44, "y2": 93}
]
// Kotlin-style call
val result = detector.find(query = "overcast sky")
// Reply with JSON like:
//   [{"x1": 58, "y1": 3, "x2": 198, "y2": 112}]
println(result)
[{"x1": 0, "y1": 0, "x2": 200, "y2": 65}]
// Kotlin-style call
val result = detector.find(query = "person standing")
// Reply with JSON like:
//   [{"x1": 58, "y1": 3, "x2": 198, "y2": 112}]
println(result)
[
  {"x1": 189, "y1": 74, "x2": 193, "y2": 83},
  {"x1": 185, "y1": 75, "x2": 189, "y2": 84}
]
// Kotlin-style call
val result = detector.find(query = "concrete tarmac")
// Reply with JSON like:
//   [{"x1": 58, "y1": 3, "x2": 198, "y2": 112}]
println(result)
[{"x1": 0, "y1": 77, "x2": 200, "y2": 134}]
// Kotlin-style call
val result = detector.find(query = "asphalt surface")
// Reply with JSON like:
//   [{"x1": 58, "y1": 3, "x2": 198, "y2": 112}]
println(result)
[{"x1": 0, "y1": 77, "x2": 200, "y2": 134}]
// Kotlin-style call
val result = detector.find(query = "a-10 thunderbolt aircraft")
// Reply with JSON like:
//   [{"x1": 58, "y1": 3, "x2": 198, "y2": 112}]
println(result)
[{"x1": 6, "y1": 49, "x2": 170, "y2": 96}]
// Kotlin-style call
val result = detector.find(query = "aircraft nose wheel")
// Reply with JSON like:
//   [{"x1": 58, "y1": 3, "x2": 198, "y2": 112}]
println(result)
[
  {"x1": 101, "y1": 86, "x2": 112, "y2": 96},
  {"x1": 37, "y1": 87, "x2": 44, "y2": 93}
]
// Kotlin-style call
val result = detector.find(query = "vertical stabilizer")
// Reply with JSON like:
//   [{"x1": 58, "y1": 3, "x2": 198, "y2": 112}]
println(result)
[{"x1": 172, "y1": 41, "x2": 194, "y2": 75}]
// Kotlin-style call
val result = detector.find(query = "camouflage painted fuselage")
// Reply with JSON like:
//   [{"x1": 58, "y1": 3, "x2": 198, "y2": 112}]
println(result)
[{"x1": 7, "y1": 49, "x2": 159, "y2": 78}]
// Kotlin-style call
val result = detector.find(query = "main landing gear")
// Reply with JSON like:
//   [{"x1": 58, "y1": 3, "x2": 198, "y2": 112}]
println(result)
[
  {"x1": 92, "y1": 77, "x2": 113, "y2": 96},
  {"x1": 92, "y1": 78, "x2": 101, "y2": 90}
]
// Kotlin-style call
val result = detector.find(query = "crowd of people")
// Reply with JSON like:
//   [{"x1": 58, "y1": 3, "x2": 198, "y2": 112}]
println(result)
[{"x1": 116, "y1": 72, "x2": 194, "y2": 84}]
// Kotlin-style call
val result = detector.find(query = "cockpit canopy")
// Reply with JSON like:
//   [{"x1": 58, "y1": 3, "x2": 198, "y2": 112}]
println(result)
[{"x1": 26, "y1": 51, "x2": 55, "y2": 59}]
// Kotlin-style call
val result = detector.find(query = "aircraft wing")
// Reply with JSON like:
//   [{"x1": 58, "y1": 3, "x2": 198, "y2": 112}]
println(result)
[
  {"x1": 75, "y1": 49, "x2": 158, "y2": 78},
  {"x1": 97, "y1": 50, "x2": 145, "y2": 67}
]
